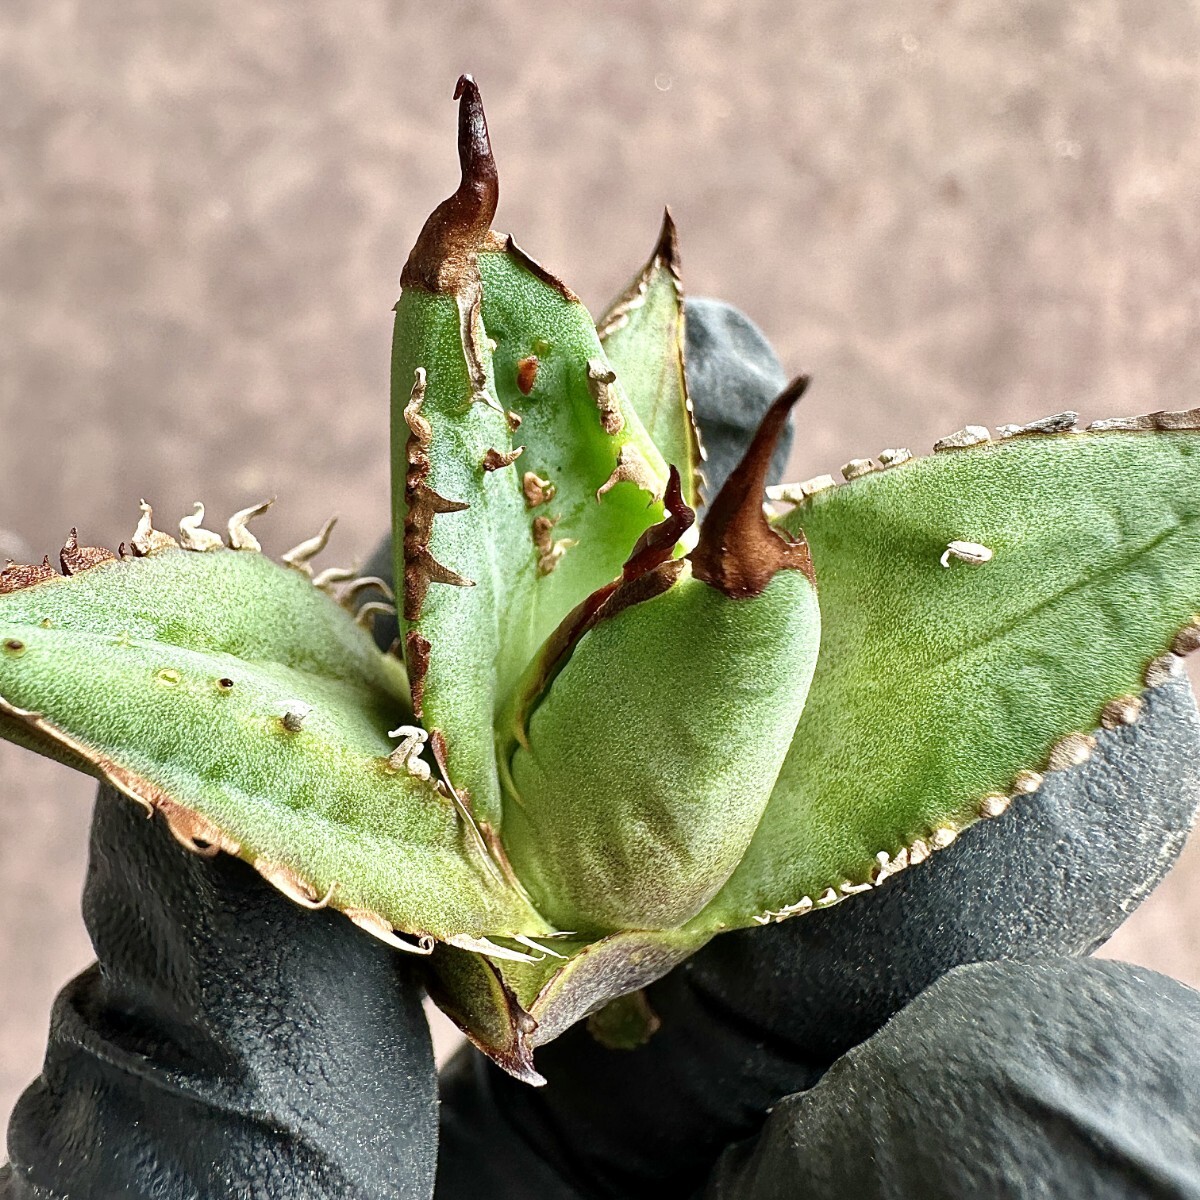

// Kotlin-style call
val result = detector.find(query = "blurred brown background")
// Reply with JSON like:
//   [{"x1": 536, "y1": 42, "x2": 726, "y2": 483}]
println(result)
[{"x1": 3, "y1": 0, "x2": 1200, "y2": 1123}]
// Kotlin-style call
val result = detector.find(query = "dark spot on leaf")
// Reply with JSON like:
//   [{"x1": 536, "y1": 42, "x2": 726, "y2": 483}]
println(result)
[
  {"x1": 516, "y1": 356, "x2": 539, "y2": 395},
  {"x1": 406, "y1": 631, "x2": 432, "y2": 716}
]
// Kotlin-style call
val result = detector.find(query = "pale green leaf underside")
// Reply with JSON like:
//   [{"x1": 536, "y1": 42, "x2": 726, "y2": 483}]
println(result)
[
  {"x1": 598, "y1": 246, "x2": 701, "y2": 507},
  {"x1": 693, "y1": 428, "x2": 1200, "y2": 929},
  {"x1": 478, "y1": 246, "x2": 671, "y2": 694},
  {"x1": 391, "y1": 245, "x2": 669, "y2": 833},
  {"x1": 0, "y1": 550, "x2": 549, "y2": 939}
]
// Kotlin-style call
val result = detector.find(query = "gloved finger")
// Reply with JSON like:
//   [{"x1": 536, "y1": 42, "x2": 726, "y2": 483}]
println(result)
[
  {"x1": 3, "y1": 788, "x2": 438, "y2": 1200},
  {"x1": 702, "y1": 957, "x2": 1200, "y2": 1199}
]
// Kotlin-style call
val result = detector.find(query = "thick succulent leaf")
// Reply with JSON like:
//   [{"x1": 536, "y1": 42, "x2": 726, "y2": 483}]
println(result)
[
  {"x1": 498, "y1": 386, "x2": 818, "y2": 934},
  {"x1": 500, "y1": 568, "x2": 819, "y2": 933},
  {"x1": 391, "y1": 287, "x2": 519, "y2": 836},
  {"x1": 0, "y1": 544, "x2": 550, "y2": 942},
  {"x1": 391, "y1": 80, "x2": 669, "y2": 836},
  {"x1": 426, "y1": 940, "x2": 547, "y2": 1086},
  {"x1": 478, "y1": 240, "x2": 670, "y2": 631},
  {"x1": 598, "y1": 211, "x2": 704, "y2": 507},
  {"x1": 695, "y1": 418, "x2": 1200, "y2": 929}
]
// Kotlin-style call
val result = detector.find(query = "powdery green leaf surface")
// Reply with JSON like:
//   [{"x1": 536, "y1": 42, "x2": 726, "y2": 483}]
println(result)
[
  {"x1": 391, "y1": 248, "x2": 669, "y2": 836},
  {"x1": 391, "y1": 285, "x2": 521, "y2": 835},
  {"x1": 0, "y1": 547, "x2": 549, "y2": 940},
  {"x1": 501, "y1": 569, "x2": 820, "y2": 934},
  {"x1": 478, "y1": 241, "x2": 671, "y2": 656},
  {"x1": 695, "y1": 425, "x2": 1200, "y2": 930},
  {"x1": 597, "y1": 213, "x2": 703, "y2": 507}
]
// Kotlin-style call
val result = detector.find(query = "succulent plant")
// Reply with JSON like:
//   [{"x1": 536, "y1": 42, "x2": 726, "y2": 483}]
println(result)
[{"x1": 3, "y1": 75, "x2": 1200, "y2": 1087}]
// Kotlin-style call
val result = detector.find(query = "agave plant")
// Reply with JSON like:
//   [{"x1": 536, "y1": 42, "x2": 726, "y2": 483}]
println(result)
[{"x1": 3, "y1": 75, "x2": 1200, "y2": 1086}]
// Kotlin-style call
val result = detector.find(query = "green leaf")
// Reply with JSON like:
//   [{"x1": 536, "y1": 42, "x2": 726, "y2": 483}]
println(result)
[
  {"x1": 500, "y1": 567, "x2": 819, "y2": 933},
  {"x1": 428, "y1": 925, "x2": 707, "y2": 1080},
  {"x1": 390, "y1": 82, "x2": 670, "y2": 840},
  {"x1": 498, "y1": 386, "x2": 820, "y2": 934},
  {"x1": 693, "y1": 419, "x2": 1200, "y2": 930},
  {"x1": 0, "y1": 540, "x2": 551, "y2": 944},
  {"x1": 598, "y1": 211, "x2": 704, "y2": 507}
]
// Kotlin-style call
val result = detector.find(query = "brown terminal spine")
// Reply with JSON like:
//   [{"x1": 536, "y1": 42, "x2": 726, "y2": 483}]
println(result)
[
  {"x1": 400, "y1": 74, "x2": 499, "y2": 293},
  {"x1": 690, "y1": 375, "x2": 815, "y2": 597}
]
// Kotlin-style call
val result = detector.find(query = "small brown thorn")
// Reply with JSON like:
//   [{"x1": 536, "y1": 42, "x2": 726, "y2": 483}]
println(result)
[
  {"x1": 425, "y1": 489, "x2": 471, "y2": 515},
  {"x1": 1, "y1": 556, "x2": 59, "y2": 594},
  {"x1": 419, "y1": 551, "x2": 475, "y2": 591},
  {"x1": 587, "y1": 359, "x2": 624, "y2": 435},
  {"x1": 483, "y1": 446, "x2": 523, "y2": 471},
  {"x1": 400, "y1": 74, "x2": 499, "y2": 293},
  {"x1": 59, "y1": 529, "x2": 117, "y2": 575},
  {"x1": 1046, "y1": 732, "x2": 1097, "y2": 771},
  {"x1": 596, "y1": 444, "x2": 662, "y2": 501},
  {"x1": 690, "y1": 376, "x2": 815, "y2": 597}
]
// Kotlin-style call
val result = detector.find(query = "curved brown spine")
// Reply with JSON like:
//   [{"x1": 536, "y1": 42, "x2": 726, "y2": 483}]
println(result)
[
  {"x1": 690, "y1": 376, "x2": 815, "y2": 597},
  {"x1": 400, "y1": 75, "x2": 499, "y2": 294}
]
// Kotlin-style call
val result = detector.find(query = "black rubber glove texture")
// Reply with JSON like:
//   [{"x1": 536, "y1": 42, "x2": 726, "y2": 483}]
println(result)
[
  {"x1": 703, "y1": 958, "x2": 1200, "y2": 1200},
  {"x1": 2, "y1": 792, "x2": 437, "y2": 1199}
]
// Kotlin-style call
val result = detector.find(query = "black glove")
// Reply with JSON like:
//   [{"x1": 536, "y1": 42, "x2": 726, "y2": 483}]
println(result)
[
  {"x1": 702, "y1": 957, "x2": 1200, "y2": 1200},
  {"x1": 2, "y1": 790, "x2": 438, "y2": 1199}
]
